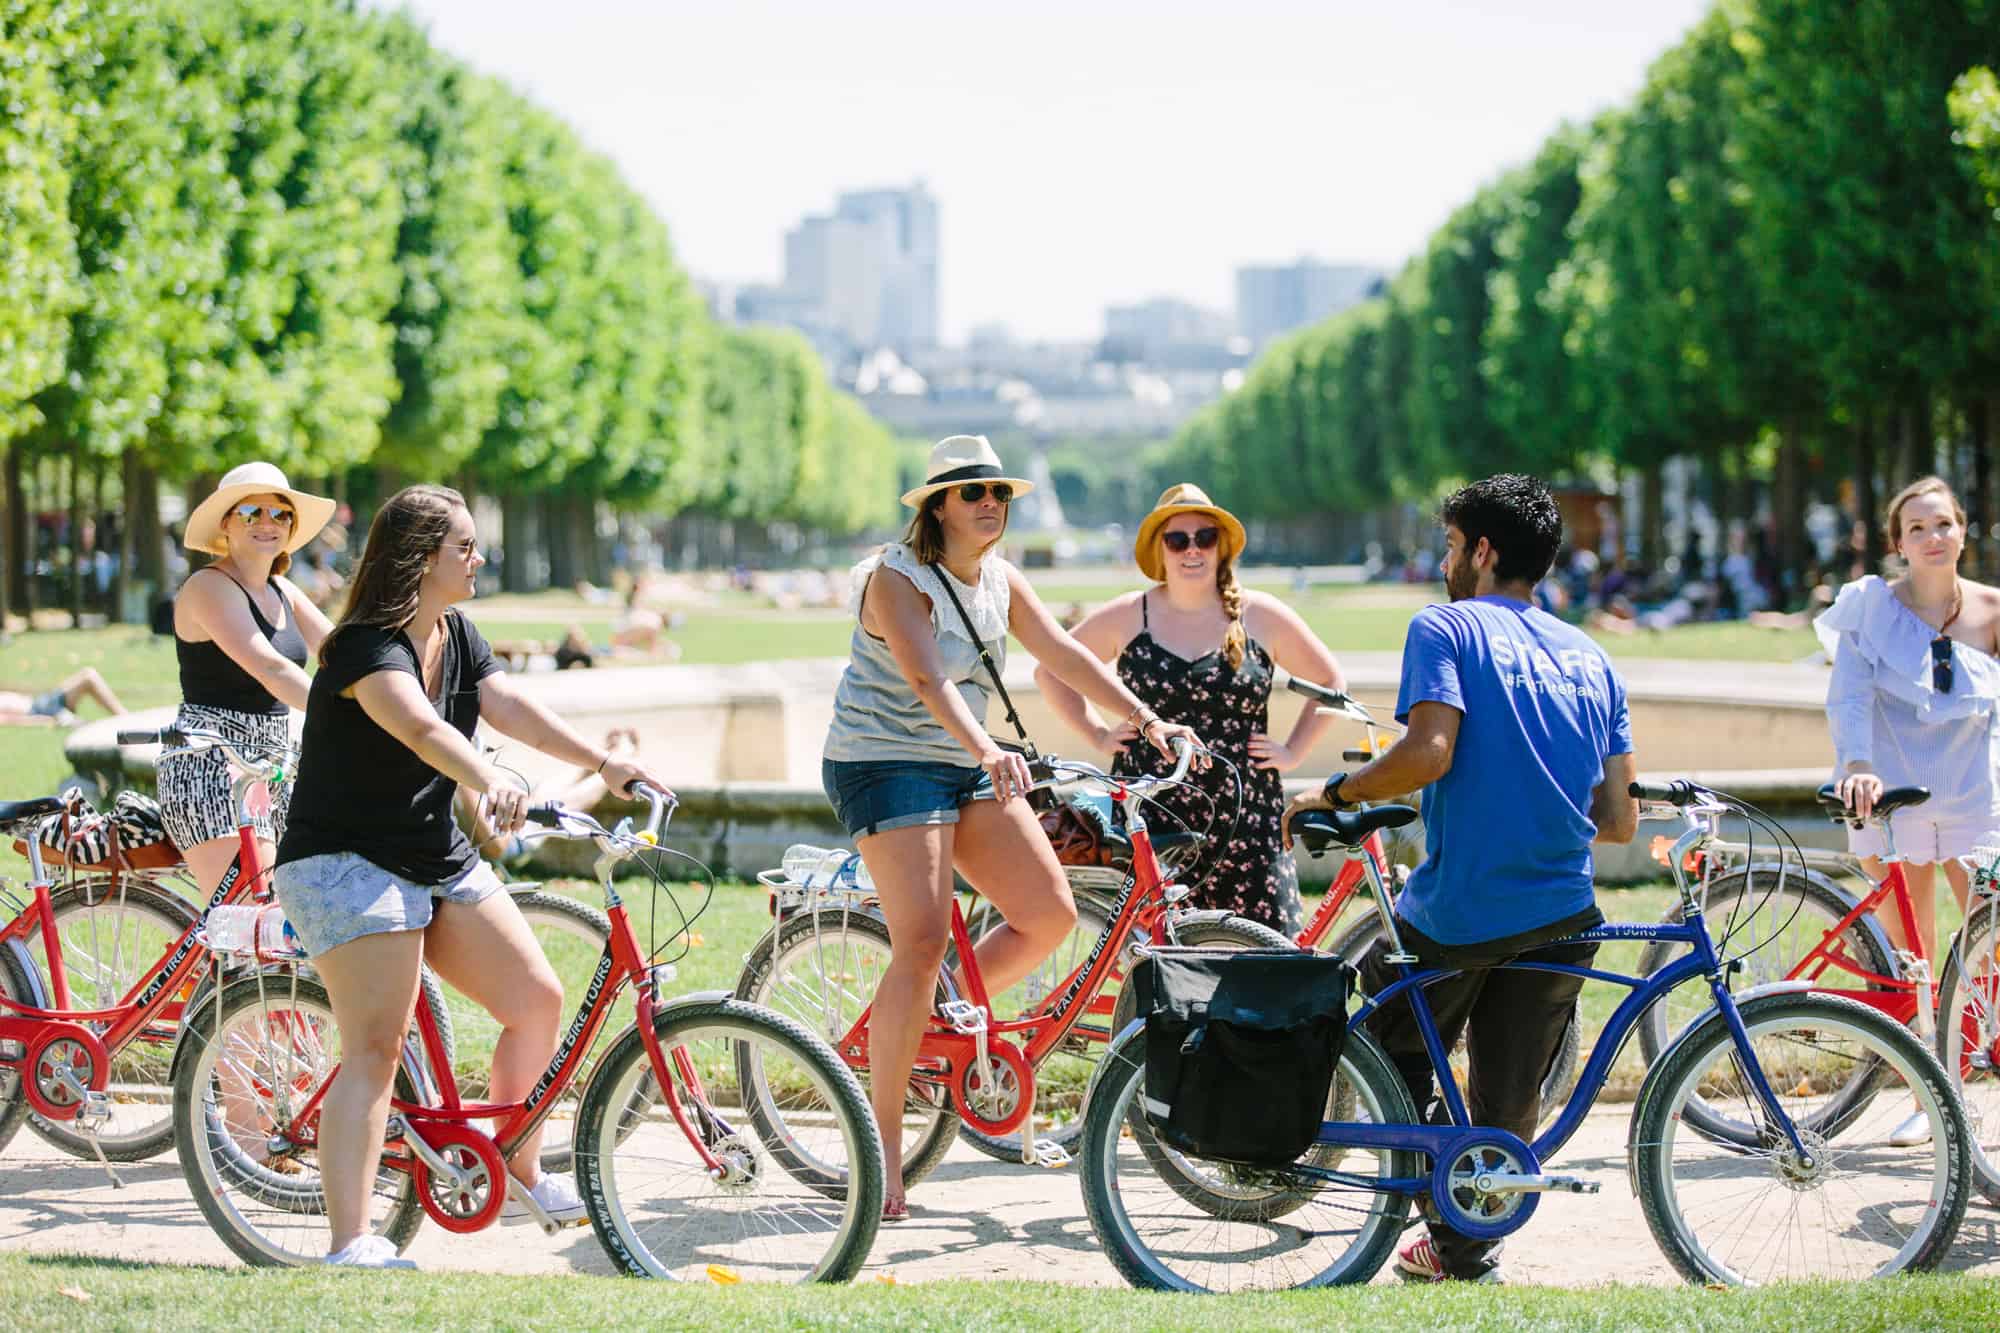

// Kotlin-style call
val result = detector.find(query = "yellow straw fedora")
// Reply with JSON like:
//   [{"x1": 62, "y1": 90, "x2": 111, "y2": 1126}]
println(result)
[
  {"x1": 900, "y1": 435, "x2": 1036, "y2": 509},
  {"x1": 1133, "y1": 483, "x2": 1247, "y2": 581}
]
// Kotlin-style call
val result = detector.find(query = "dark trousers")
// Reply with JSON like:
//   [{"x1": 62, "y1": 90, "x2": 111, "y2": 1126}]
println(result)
[{"x1": 1358, "y1": 908, "x2": 1599, "y2": 1279}]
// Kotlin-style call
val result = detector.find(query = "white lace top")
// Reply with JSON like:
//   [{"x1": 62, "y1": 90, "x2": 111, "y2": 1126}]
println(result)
[
  {"x1": 824, "y1": 543, "x2": 1016, "y2": 766},
  {"x1": 1816, "y1": 575, "x2": 2000, "y2": 827}
]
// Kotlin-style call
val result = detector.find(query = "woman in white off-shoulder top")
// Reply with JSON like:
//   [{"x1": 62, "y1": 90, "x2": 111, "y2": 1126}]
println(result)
[{"x1": 1820, "y1": 476, "x2": 2000, "y2": 965}]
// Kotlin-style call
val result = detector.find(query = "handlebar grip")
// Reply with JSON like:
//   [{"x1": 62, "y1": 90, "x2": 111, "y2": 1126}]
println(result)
[
  {"x1": 1628, "y1": 779, "x2": 1700, "y2": 805},
  {"x1": 1342, "y1": 748, "x2": 1373, "y2": 763},
  {"x1": 525, "y1": 803, "x2": 565, "y2": 828},
  {"x1": 1286, "y1": 677, "x2": 1351, "y2": 707}
]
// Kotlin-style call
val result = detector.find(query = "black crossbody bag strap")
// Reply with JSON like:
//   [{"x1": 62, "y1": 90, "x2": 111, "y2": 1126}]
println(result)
[{"x1": 930, "y1": 561, "x2": 1037, "y2": 759}]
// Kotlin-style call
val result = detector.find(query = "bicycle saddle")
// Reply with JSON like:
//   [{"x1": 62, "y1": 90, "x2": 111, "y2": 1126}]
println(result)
[
  {"x1": 0, "y1": 795, "x2": 66, "y2": 830},
  {"x1": 1815, "y1": 782, "x2": 1930, "y2": 822},
  {"x1": 1288, "y1": 805, "x2": 1418, "y2": 854}
]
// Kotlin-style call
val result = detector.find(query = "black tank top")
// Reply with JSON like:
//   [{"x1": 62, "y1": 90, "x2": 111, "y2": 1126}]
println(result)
[{"x1": 176, "y1": 572, "x2": 308, "y2": 716}]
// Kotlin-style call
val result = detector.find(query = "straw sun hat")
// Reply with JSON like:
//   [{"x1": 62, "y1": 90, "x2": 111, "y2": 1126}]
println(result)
[
  {"x1": 1133, "y1": 483, "x2": 1248, "y2": 582},
  {"x1": 182, "y1": 462, "x2": 337, "y2": 557},
  {"x1": 900, "y1": 435, "x2": 1036, "y2": 509}
]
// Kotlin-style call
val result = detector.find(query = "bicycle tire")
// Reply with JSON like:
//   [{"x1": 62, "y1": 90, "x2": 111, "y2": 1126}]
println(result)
[
  {"x1": 0, "y1": 942, "x2": 36, "y2": 1157},
  {"x1": 735, "y1": 906, "x2": 957, "y2": 1191},
  {"x1": 1631, "y1": 992, "x2": 1969, "y2": 1284},
  {"x1": 954, "y1": 892, "x2": 1118, "y2": 1162},
  {"x1": 172, "y1": 972, "x2": 426, "y2": 1267},
  {"x1": 21, "y1": 873, "x2": 199, "y2": 1161},
  {"x1": 576, "y1": 996, "x2": 883, "y2": 1283},
  {"x1": 1322, "y1": 911, "x2": 1581, "y2": 1130},
  {"x1": 1633, "y1": 870, "x2": 1897, "y2": 1147},
  {"x1": 1934, "y1": 897, "x2": 2000, "y2": 1204},
  {"x1": 429, "y1": 887, "x2": 611, "y2": 1175},
  {"x1": 1078, "y1": 1022, "x2": 1420, "y2": 1291}
]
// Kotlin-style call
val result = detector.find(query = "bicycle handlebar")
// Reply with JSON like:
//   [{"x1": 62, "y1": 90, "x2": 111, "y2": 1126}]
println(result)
[
  {"x1": 120, "y1": 724, "x2": 292, "y2": 778},
  {"x1": 1629, "y1": 779, "x2": 1702, "y2": 805},
  {"x1": 1038, "y1": 735, "x2": 1199, "y2": 794}
]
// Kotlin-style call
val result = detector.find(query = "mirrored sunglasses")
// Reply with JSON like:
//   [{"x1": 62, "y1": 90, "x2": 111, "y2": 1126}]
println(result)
[
  {"x1": 230, "y1": 502, "x2": 295, "y2": 527},
  {"x1": 1162, "y1": 526, "x2": 1220, "y2": 553},
  {"x1": 956, "y1": 482, "x2": 1014, "y2": 504}
]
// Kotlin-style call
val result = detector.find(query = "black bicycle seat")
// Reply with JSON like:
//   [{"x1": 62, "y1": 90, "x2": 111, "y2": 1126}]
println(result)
[
  {"x1": 0, "y1": 795, "x2": 66, "y2": 830},
  {"x1": 1815, "y1": 783, "x2": 1930, "y2": 822},
  {"x1": 1288, "y1": 805, "x2": 1418, "y2": 855}
]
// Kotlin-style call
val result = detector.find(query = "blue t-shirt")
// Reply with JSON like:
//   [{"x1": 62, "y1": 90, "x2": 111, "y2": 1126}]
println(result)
[{"x1": 1392, "y1": 596, "x2": 1633, "y2": 945}]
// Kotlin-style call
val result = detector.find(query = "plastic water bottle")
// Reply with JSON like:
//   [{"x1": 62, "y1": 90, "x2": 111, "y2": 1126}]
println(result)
[
  {"x1": 204, "y1": 904, "x2": 260, "y2": 954},
  {"x1": 781, "y1": 844, "x2": 872, "y2": 891},
  {"x1": 255, "y1": 904, "x2": 304, "y2": 960}
]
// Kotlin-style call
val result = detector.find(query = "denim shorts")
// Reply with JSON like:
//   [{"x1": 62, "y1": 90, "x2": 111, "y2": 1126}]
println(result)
[
  {"x1": 822, "y1": 757, "x2": 994, "y2": 839},
  {"x1": 273, "y1": 852, "x2": 504, "y2": 958}
]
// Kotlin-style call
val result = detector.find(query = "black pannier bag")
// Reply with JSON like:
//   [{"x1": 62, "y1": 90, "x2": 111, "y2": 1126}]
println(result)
[{"x1": 1133, "y1": 947, "x2": 1353, "y2": 1167}]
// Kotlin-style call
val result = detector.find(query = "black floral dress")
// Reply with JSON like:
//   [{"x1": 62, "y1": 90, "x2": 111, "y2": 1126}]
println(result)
[{"x1": 1110, "y1": 594, "x2": 1302, "y2": 935}]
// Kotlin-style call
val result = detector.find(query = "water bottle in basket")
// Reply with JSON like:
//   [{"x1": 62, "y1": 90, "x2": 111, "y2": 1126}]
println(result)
[{"x1": 781, "y1": 844, "x2": 874, "y2": 892}]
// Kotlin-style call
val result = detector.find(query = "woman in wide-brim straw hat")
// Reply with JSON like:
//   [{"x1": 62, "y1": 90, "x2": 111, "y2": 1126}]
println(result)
[
  {"x1": 159, "y1": 462, "x2": 339, "y2": 910},
  {"x1": 823, "y1": 435, "x2": 1205, "y2": 1220},
  {"x1": 1036, "y1": 482, "x2": 1347, "y2": 935}
]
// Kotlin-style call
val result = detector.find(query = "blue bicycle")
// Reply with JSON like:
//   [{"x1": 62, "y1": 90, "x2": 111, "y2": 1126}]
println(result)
[{"x1": 1076, "y1": 781, "x2": 1972, "y2": 1289}]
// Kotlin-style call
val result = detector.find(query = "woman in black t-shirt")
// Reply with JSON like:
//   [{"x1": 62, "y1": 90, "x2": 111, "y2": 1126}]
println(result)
[{"x1": 272, "y1": 485, "x2": 667, "y2": 1270}]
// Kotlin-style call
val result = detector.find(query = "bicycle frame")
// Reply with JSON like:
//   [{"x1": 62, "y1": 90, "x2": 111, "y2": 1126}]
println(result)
[
  {"x1": 1775, "y1": 856, "x2": 1925, "y2": 1022},
  {"x1": 1302, "y1": 803, "x2": 1814, "y2": 1203},
  {"x1": 0, "y1": 768, "x2": 278, "y2": 1122},
  {"x1": 1293, "y1": 830, "x2": 1391, "y2": 950}
]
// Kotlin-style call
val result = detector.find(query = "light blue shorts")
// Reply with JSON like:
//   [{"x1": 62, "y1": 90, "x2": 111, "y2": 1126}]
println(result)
[{"x1": 273, "y1": 852, "x2": 504, "y2": 958}]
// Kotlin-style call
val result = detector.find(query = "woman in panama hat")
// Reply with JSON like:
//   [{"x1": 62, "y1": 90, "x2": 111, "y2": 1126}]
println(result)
[
  {"x1": 823, "y1": 435, "x2": 1203, "y2": 1219},
  {"x1": 159, "y1": 462, "x2": 338, "y2": 904},
  {"x1": 1036, "y1": 482, "x2": 1347, "y2": 934}
]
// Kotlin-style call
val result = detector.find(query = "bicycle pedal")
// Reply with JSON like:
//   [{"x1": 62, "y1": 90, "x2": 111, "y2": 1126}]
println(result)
[
  {"x1": 938, "y1": 1000, "x2": 988, "y2": 1035},
  {"x1": 1543, "y1": 1175, "x2": 1599, "y2": 1194},
  {"x1": 77, "y1": 1090, "x2": 114, "y2": 1133},
  {"x1": 1030, "y1": 1139, "x2": 1072, "y2": 1169}
]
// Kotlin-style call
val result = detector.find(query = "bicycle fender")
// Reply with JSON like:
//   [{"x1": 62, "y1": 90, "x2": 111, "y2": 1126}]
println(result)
[{"x1": 2, "y1": 938, "x2": 50, "y2": 1009}]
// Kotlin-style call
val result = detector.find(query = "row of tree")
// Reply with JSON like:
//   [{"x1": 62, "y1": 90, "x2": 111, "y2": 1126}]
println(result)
[
  {"x1": 1161, "y1": 1, "x2": 2000, "y2": 594},
  {"x1": 0, "y1": 0, "x2": 901, "y2": 618}
]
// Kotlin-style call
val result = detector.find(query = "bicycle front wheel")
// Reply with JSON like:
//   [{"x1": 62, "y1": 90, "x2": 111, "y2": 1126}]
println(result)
[
  {"x1": 172, "y1": 973, "x2": 425, "y2": 1267},
  {"x1": 1078, "y1": 1024, "x2": 1419, "y2": 1292},
  {"x1": 1631, "y1": 992, "x2": 1969, "y2": 1284},
  {"x1": 1935, "y1": 898, "x2": 2000, "y2": 1203},
  {"x1": 576, "y1": 997, "x2": 882, "y2": 1283},
  {"x1": 0, "y1": 942, "x2": 36, "y2": 1156}
]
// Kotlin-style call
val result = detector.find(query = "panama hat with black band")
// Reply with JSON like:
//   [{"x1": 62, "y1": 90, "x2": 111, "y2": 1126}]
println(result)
[
  {"x1": 900, "y1": 435, "x2": 1036, "y2": 509},
  {"x1": 1132, "y1": 482, "x2": 1248, "y2": 582},
  {"x1": 182, "y1": 461, "x2": 337, "y2": 557}
]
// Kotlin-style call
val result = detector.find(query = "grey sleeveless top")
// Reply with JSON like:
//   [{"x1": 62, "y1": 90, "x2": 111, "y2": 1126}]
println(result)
[{"x1": 823, "y1": 543, "x2": 1013, "y2": 767}]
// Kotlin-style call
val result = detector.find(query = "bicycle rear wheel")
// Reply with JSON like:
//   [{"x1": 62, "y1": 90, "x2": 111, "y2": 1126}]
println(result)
[
  {"x1": 1935, "y1": 898, "x2": 2000, "y2": 1203},
  {"x1": 22, "y1": 872, "x2": 198, "y2": 1161},
  {"x1": 1078, "y1": 1024, "x2": 1419, "y2": 1292},
  {"x1": 576, "y1": 997, "x2": 882, "y2": 1283},
  {"x1": 1631, "y1": 992, "x2": 1968, "y2": 1284},
  {"x1": 0, "y1": 943, "x2": 36, "y2": 1156},
  {"x1": 436, "y1": 887, "x2": 611, "y2": 1175},
  {"x1": 735, "y1": 906, "x2": 956, "y2": 1191},
  {"x1": 171, "y1": 973, "x2": 425, "y2": 1267}
]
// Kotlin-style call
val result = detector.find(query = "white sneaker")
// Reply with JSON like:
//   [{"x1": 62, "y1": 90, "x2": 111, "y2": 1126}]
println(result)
[
  {"x1": 326, "y1": 1235, "x2": 416, "y2": 1269},
  {"x1": 1888, "y1": 1110, "x2": 1933, "y2": 1147},
  {"x1": 502, "y1": 1172, "x2": 588, "y2": 1227}
]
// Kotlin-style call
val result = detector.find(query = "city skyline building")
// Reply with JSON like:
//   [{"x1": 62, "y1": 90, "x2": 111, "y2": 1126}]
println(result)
[
  {"x1": 1234, "y1": 258, "x2": 1384, "y2": 347},
  {"x1": 778, "y1": 182, "x2": 939, "y2": 355}
]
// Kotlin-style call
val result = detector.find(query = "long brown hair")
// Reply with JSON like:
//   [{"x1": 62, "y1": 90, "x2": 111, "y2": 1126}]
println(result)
[
  {"x1": 1216, "y1": 551, "x2": 1247, "y2": 671},
  {"x1": 900, "y1": 489, "x2": 1009, "y2": 566},
  {"x1": 321, "y1": 484, "x2": 464, "y2": 664}
]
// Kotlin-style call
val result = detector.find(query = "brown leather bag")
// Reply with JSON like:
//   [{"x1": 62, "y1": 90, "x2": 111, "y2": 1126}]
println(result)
[{"x1": 1040, "y1": 801, "x2": 1115, "y2": 867}]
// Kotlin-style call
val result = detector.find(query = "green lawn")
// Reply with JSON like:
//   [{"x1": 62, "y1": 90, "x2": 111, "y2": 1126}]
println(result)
[{"x1": 3, "y1": 1254, "x2": 1993, "y2": 1327}]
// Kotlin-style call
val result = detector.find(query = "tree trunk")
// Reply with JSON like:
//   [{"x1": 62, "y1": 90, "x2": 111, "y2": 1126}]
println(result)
[
  {"x1": 135, "y1": 462, "x2": 165, "y2": 599},
  {"x1": 1854, "y1": 416, "x2": 1880, "y2": 575},
  {"x1": 113, "y1": 451, "x2": 137, "y2": 623},
  {"x1": 1774, "y1": 426, "x2": 1808, "y2": 607},
  {"x1": 1640, "y1": 462, "x2": 1666, "y2": 571},
  {"x1": 499, "y1": 491, "x2": 532, "y2": 593},
  {"x1": 1969, "y1": 396, "x2": 1994, "y2": 581},
  {"x1": 67, "y1": 441, "x2": 84, "y2": 626}
]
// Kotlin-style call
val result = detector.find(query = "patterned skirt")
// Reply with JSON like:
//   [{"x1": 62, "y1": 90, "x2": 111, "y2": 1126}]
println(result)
[{"x1": 156, "y1": 702, "x2": 293, "y2": 850}]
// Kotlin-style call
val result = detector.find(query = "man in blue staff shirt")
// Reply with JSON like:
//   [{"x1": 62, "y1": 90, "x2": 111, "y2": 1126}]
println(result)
[{"x1": 1285, "y1": 473, "x2": 1638, "y2": 1283}]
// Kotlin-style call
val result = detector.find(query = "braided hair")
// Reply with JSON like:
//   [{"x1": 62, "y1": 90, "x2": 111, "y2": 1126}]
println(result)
[{"x1": 1217, "y1": 551, "x2": 1247, "y2": 671}]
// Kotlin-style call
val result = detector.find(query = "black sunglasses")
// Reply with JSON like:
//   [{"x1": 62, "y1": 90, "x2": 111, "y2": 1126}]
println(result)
[
  {"x1": 1932, "y1": 635, "x2": 1954, "y2": 694},
  {"x1": 956, "y1": 482, "x2": 1013, "y2": 504},
  {"x1": 230, "y1": 502, "x2": 295, "y2": 527},
  {"x1": 1162, "y1": 526, "x2": 1221, "y2": 554}
]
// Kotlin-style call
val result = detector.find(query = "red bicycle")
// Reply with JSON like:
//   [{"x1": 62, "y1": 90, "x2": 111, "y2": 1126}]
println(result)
[
  {"x1": 169, "y1": 784, "x2": 884, "y2": 1282},
  {"x1": 0, "y1": 725, "x2": 297, "y2": 1168},
  {"x1": 736, "y1": 739, "x2": 1294, "y2": 1188}
]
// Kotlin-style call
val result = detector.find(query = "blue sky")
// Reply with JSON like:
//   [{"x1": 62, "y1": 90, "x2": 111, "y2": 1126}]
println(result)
[{"x1": 385, "y1": 0, "x2": 1713, "y2": 341}]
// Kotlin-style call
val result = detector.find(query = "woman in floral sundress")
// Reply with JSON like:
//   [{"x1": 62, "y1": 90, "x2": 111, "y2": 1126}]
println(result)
[{"x1": 1035, "y1": 484, "x2": 1347, "y2": 933}]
